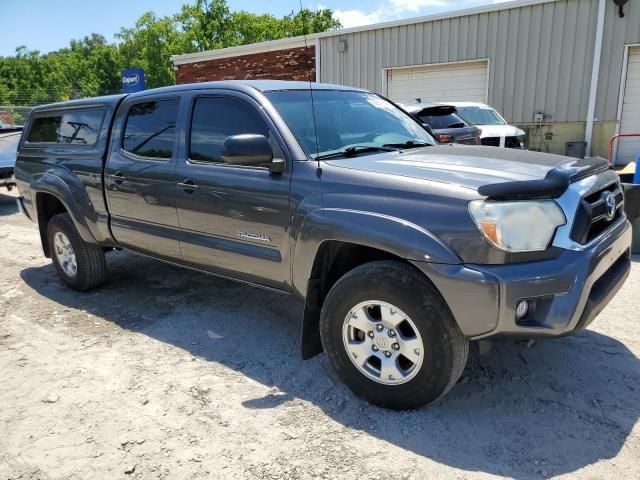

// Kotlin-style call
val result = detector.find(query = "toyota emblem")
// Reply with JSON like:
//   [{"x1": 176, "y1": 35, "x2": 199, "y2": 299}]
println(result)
[{"x1": 603, "y1": 191, "x2": 617, "y2": 221}]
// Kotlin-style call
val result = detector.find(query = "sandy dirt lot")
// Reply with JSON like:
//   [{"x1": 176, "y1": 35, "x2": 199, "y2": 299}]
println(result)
[{"x1": 0, "y1": 191, "x2": 639, "y2": 480}]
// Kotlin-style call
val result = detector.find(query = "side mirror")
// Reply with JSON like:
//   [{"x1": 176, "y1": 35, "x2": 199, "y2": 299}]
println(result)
[{"x1": 221, "y1": 134, "x2": 283, "y2": 173}]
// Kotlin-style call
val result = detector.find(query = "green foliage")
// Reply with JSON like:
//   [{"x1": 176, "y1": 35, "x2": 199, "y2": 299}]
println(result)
[
  {"x1": 0, "y1": 0, "x2": 341, "y2": 106},
  {"x1": 177, "y1": 0, "x2": 233, "y2": 52},
  {"x1": 116, "y1": 12, "x2": 188, "y2": 88},
  {"x1": 228, "y1": 8, "x2": 341, "y2": 47}
]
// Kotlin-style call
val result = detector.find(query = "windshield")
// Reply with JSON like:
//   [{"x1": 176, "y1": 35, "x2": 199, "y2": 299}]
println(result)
[
  {"x1": 456, "y1": 106, "x2": 505, "y2": 126},
  {"x1": 264, "y1": 90, "x2": 434, "y2": 159},
  {"x1": 416, "y1": 110, "x2": 467, "y2": 129}
]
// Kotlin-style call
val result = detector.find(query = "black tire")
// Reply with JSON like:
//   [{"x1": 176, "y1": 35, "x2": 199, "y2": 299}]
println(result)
[
  {"x1": 47, "y1": 213, "x2": 107, "y2": 291},
  {"x1": 320, "y1": 260, "x2": 468, "y2": 410}
]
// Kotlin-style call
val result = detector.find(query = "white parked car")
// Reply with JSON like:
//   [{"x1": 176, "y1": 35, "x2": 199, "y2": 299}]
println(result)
[{"x1": 449, "y1": 102, "x2": 526, "y2": 149}]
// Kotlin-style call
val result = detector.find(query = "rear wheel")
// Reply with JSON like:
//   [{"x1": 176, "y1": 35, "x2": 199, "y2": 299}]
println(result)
[
  {"x1": 47, "y1": 213, "x2": 107, "y2": 291},
  {"x1": 319, "y1": 260, "x2": 468, "y2": 410}
]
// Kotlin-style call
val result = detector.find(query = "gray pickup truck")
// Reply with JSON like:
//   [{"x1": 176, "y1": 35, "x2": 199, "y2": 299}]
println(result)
[{"x1": 14, "y1": 81, "x2": 632, "y2": 409}]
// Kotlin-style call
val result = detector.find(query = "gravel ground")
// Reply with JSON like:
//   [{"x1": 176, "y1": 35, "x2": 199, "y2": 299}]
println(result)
[{"x1": 0, "y1": 191, "x2": 639, "y2": 480}]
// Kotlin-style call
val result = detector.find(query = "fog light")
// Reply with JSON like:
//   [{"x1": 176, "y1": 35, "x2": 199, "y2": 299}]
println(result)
[{"x1": 515, "y1": 300, "x2": 529, "y2": 319}]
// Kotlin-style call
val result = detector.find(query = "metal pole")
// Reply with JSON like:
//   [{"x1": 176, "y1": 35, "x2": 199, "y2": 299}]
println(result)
[{"x1": 584, "y1": 0, "x2": 606, "y2": 157}]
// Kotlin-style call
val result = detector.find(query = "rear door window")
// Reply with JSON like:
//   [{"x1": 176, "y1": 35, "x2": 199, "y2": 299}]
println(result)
[
  {"x1": 122, "y1": 99, "x2": 179, "y2": 159},
  {"x1": 27, "y1": 109, "x2": 105, "y2": 145},
  {"x1": 27, "y1": 117, "x2": 61, "y2": 143}
]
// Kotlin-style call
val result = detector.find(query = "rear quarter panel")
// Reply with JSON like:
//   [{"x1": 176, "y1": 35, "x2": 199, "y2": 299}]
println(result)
[{"x1": 15, "y1": 98, "x2": 125, "y2": 246}]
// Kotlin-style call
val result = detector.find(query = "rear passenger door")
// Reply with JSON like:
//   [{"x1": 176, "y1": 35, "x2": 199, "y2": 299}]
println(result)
[
  {"x1": 174, "y1": 92, "x2": 292, "y2": 291},
  {"x1": 104, "y1": 96, "x2": 182, "y2": 260}
]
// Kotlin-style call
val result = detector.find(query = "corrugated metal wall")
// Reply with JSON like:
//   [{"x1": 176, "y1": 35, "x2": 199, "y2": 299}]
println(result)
[
  {"x1": 597, "y1": 2, "x2": 640, "y2": 122},
  {"x1": 319, "y1": 0, "x2": 640, "y2": 124}
]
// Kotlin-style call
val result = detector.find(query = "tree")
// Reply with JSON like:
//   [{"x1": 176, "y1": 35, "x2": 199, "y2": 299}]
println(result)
[
  {"x1": 0, "y1": 46, "x2": 70, "y2": 105},
  {"x1": 176, "y1": 0, "x2": 233, "y2": 52},
  {"x1": 227, "y1": 8, "x2": 340, "y2": 46},
  {"x1": 116, "y1": 13, "x2": 186, "y2": 89},
  {"x1": 177, "y1": 2, "x2": 342, "y2": 51},
  {"x1": 281, "y1": 8, "x2": 342, "y2": 37},
  {"x1": 61, "y1": 34, "x2": 123, "y2": 97},
  {"x1": 0, "y1": 0, "x2": 342, "y2": 105}
]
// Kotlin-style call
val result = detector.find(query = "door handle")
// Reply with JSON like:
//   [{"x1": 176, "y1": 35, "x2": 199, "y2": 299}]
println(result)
[
  {"x1": 112, "y1": 171, "x2": 125, "y2": 185},
  {"x1": 178, "y1": 179, "x2": 199, "y2": 194}
]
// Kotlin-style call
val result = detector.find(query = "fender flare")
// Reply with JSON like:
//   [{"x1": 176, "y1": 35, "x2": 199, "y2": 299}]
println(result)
[
  {"x1": 292, "y1": 208, "x2": 462, "y2": 359},
  {"x1": 31, "y1": 171, "x2": 100, "y2": 249},
  {"x1": 292, "y1": 208, "x2": 461, "y2": 298}
]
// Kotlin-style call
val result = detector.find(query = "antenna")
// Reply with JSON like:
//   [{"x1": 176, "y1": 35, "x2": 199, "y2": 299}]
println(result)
[{"x1": 298, "y1": 0, "x2": 320, "y2": 165}]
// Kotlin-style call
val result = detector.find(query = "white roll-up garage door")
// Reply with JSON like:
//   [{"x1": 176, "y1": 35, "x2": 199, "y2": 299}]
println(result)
[
  {"x1": 618, "y1": 47, "x2": 640, "y2": 166},
  {"x1": 386, "y1": 60, "x2": 488, "y2": 104}
]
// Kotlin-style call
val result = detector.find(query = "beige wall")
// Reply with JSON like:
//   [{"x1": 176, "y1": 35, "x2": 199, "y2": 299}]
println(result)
[
  {"x1": 591, "y1": 122, "x2": 617, "y2": 160},
  {"x1": 515, "y1": 121, "x2": 615, "y2": 159},
  {"x1": 517, "y1": 122, "x2": 585, "y2": 156}
]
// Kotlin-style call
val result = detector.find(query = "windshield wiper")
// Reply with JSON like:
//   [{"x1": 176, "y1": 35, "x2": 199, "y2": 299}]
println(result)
[
  {"x1": 382, "y1": 141, "x2": 431, "y2": 149},
  {"x1": 314, "y1": 145, "x2": 399, "y2": 160}
]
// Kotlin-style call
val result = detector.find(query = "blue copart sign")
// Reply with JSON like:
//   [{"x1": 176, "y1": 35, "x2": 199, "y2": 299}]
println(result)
[{"x1": 122, "y1": 68, "x2": 146, "y2": 93}]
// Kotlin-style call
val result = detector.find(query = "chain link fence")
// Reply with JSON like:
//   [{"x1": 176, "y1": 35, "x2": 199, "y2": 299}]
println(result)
[
  {"x1": 1, "y1": 89, "x2": 124, "y2": 127},
  {"x1": 0, "y1": 106, "x2": 34, "y2": 127}
]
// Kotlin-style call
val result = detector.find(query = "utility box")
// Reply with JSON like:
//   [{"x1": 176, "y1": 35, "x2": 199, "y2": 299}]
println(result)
[{"x1": 566, "y1": 141, "x2": 587, "y2": 159}]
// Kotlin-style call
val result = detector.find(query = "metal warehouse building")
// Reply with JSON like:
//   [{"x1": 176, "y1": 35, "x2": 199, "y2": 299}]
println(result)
[{"x1": 171, "y1": 0, "x2": 640, "y2": 164}]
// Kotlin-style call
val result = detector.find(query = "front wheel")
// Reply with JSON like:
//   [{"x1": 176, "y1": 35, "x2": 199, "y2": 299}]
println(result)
[
  {"x1": 319, "y1": 260, "x2": 468, "y2": 410},
  {"x1": 47, "y1": 213, "x2": 107, "y2": 291}
]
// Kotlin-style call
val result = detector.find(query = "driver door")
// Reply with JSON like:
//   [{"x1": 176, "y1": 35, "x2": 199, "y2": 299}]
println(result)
[{"x1": 174, "y1": 92, "x2": 292, "y2": 291}]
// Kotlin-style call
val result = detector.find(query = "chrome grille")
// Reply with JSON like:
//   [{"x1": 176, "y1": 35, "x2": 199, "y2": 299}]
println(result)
[
  {"x1": 570, "y1": 182, "x2": 624, "y2": 245},
  {"x1": 480, "y1": 137, "x2": 500, "y2": 147},
  {"x1": 480, "y1": 136, "x2": 523, "y2": 149}
]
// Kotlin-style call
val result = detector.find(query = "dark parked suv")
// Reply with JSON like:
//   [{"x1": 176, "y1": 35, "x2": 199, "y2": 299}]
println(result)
[
  {"x1": 400, "y1": 102, "x2": 481, "y2": 145},
  {"x1": 14, "y1": 81, "x2": 631, "y2": 409}
]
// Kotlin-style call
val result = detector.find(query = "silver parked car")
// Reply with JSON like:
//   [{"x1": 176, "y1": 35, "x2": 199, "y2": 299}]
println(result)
[{"x1": 0, "y1": 127, "x2": 22, "y2": 191}]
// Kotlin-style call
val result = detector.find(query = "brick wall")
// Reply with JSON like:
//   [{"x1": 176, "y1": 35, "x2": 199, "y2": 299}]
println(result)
[{"x1": 175, "y1": 46, "x2": 315, "y2": 84}]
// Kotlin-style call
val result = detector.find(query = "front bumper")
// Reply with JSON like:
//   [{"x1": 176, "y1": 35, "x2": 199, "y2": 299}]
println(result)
[{"x1": 414, "y1": 218, "x2": 632, "y2": 339}]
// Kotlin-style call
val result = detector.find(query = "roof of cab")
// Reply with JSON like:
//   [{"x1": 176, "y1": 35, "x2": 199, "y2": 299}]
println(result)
[
  {"x1": 30, "y1": 80, "x2": 366, "y2": 112},
  {"x1": 33, "y1": 80, "x2": 367, "y2": 112},
  {"x1": 31, "y1": 94, "x2": 128, "y2": 113},
  {"x1": 125, "y1": 79, "x2": 365, "y2": 99}
]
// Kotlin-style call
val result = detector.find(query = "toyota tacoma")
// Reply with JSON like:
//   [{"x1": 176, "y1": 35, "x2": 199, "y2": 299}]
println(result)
[{"x1": 14, "y1": 81, "x2": 631, "y2": 409}]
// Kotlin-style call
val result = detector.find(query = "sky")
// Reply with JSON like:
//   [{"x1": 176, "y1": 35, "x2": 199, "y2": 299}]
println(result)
[{"x1": 0, "y1": 0, "x2": 510, "y2": 57}]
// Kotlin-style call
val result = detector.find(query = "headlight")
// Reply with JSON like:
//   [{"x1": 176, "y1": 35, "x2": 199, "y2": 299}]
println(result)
[{"x1": 468, "y1": 200, "x2": 566, "y2": 252}]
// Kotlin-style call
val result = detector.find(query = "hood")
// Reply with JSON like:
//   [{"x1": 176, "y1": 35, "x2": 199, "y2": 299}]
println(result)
[
  {"x1": 325, "y1": 145, "x2": 608, "y2": 194},
  {"x1": 477, "y1": 124, "x2": 525, "y2": 138}
]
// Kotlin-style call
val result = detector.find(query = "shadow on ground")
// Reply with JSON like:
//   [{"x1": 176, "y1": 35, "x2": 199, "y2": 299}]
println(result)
[
  {"x1": 20, "y1": 251, "x2": 640, "y2": 478},
  {"x1": 0, "y1": 193, "x2": 17, "y2": 217}
]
